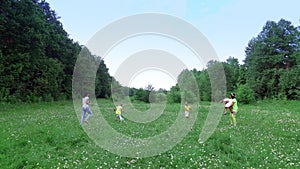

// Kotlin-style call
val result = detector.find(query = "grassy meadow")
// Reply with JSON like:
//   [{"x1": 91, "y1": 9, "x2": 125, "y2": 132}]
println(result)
[{"x1": 0, "y1": 99, "x2": 299, "y2": 168}]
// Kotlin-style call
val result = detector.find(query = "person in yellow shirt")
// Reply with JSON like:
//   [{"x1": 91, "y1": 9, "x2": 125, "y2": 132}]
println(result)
[
  {"x1": 184, "y1": 101, "x2": 191, "y2": 118},
  {"x1": 115, "y1": 104, "x2": 124, "y2": 123}
]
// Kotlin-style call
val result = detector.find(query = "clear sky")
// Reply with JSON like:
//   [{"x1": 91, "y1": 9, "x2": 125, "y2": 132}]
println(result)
[{"x1": 47, "y1": 0, "x2": 299, "y2": 90}]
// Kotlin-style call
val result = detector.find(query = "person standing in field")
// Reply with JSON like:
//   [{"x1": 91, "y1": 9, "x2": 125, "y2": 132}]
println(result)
[
  {"x1": 222, "y1": 98, "x2": 233, "y2": 115},
  {"x1": 184, "y1": 101, "x2": 191, "y2": 118},
  {"x1": 81, "y1": 93, "x2": 92, "y2": 124},
  {"x1": 115, "y1": 104, "x2": 123, "y2": 123},
  {"x1": 229, "y1": 93, "x2": 238, "y2": 126}
]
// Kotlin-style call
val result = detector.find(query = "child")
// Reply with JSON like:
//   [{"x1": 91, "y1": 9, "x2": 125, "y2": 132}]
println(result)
[
  {"x1": 184, "y1": 101, "x2": 191, "y2": 118},
  {"x1": 115, "y1": 104, "x2": 123, "y2": 123},
  {"x1": 222, "y1": 98, "x2": 232, "y2": 115}
]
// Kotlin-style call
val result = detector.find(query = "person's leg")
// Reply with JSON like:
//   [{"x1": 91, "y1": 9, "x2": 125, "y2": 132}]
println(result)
[
  {"x1": 223, "y1": 107, "x2": 227, "y2": 115},
  {"x1": 232, "y1": 111, "x2": 237, "y2": 126},
  {"x1": 229, "y1": 107, "x2": 233, "y2": 125},
  {"x1": 230, "y1": 112, "x2": 237, "y2": 126},
  {"x1": 119, "y1": 114, "x2": 122, "y2": 123},
  {"x1": 185, "y1": 111, "x2": 189, "y2": 118},
  {"x1": 85, "y1": 107, "x2": 92, "y2": 122},
  {"x1": 116, "y1": 114, "x2": 122, "y2": 122},
  {"x1": 81, "y1": 107, "x2": 86, "y2": 124}
]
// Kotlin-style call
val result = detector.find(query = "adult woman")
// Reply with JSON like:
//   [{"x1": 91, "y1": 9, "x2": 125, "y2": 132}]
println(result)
[
  {"x1": 81, "y1": 93, "x2": 92, "y2": 124},
  {"x1": 229, "y1": 93, "x2": 238, "y2": 126}
]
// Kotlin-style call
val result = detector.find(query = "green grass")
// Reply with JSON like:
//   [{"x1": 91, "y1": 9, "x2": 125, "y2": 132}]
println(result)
[{"x1": 0, "y1": 100, "x2": 299, "y2": 168}]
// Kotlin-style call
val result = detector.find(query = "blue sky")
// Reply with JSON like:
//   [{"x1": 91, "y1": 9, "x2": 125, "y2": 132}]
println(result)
[{"x1": 47, "y1": 0, "x2": 299, "y2": 90}]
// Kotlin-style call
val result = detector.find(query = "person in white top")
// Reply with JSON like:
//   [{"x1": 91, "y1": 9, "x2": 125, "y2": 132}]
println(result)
[
  {"x1": 222, "y1": 98, "x2": 233, "y2": 115},
  {"x1": 81, "y1": 93, "x2": 92, "y2": 124}
]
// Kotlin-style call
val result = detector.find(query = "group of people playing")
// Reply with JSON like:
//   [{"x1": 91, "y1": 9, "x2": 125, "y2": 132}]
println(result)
[
  {"x1": 81, "y1": 92, "x2": 238, "y2": 126},
  {"x1": 184, "y1": 92, "x2": 238, "y2": 126},
  {"x1": 80, "y1": 92, "x2": 124, "y2": 124}
]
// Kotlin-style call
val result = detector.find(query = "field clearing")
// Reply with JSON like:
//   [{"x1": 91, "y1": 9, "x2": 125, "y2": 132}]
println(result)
[{"x1": 0, "y1": 100, "x2": 299, "y2": 168}]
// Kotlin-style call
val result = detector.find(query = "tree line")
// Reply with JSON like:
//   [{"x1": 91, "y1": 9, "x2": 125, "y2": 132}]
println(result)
[
  {"x1": 1, "y1": 0, "x2": 299, "y2": 103},
  {"x1": 0, "y1": 0, "x2": 111, "y2": 102},
  {"x1": 1, "y1": 0, "x2": 78, "y2": 102},
  {"x1": 116, "y1": 19, "x2": 300, "y2": 104}
]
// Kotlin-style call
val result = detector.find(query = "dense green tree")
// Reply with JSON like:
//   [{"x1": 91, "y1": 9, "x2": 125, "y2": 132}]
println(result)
[
  {"x1": 224, "y1": 57, "x2": 240, "y2": 93},
  {"x1": 279, "y1": 65, "x2": 300, "y2": 100},
  {"x1": 193, "y1": 69, "x2": 211, "y2": 101},
  {"x1": 244, "y1": 19, "x2": 300, "y2": 99},
  {"x1": 178, "y1": 69, "x2": 198, "y2": 94},
  {"x1": 206, "y1": 60, "x2": 227, "y2": 101},
  {"x1": 73, "y1": 46, "x2": 112, "y2": 99},
  {"x1": 134, "y1": 88, "x2": 150, "y2": 103},
  {"x1": 36, "y1": 0, "x2": 81, "y2": 98},
  {"x1": 177, "y1": 69, "x2": 199, "y2": 103},
  {"x1": 72, "y1": 47, "x2": 96, "y2": 99},
  {"x1": 236, "y1": 83, "x2": 255, "y2": 104},
  {"x1": 167, "y1": 85, "x2": 180, "y2": 103},
  {"x1": 237, "y1": 64, "x2": 247, "y2": 85},
  {"x1": 95, "y1": 57, "x2": 111, "y2": 98},
  {"x1": 1, "y1": 0, "x2": 299, "y2": 104},
  {"x1": 0, "y1": 0, "x2": 91, "y2": 102},
  {"x1": 111, "y1": 77, "x2": 126, "y2": 101},
  {"x1": 0, "y1": 0, "x2": 54, "y2": 102}
]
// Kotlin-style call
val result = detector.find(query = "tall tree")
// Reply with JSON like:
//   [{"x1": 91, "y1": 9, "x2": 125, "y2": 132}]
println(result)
[
  {"x1": 36, "y1": 0, "x2": 81, "y2": 98},
  {"x1": 206, "y1": 60, "x2": 227, "y2": 101},
  {"x1": 195, "y1": 69, "x2": 211, "y2": 101},
  {"x1": 95, "y1": 57, "x2": 111, "y2": 98},
  {"x1": 0, "y1": 0, "x2": 81, "y2": 102},
  {"x1": 244, "y1": 19, "x2": 300, "y2": 99},
  {"x1": 1, "y1": 0, "x2": 51, "y2": 102},
  {"x1": 223, "y1": 57, "x2": 240, "y2": 93},
  {"x1": 177, "y1": 69, "x2": 199, "y2": 103},
  {"x1": 167, "y1": 85, "x2": 181, "y2": 103}
]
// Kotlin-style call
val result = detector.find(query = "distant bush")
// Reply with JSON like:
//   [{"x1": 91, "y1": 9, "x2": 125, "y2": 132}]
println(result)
[{"x1": 236, "y1": 84, "x2": 255, "y2": 104}]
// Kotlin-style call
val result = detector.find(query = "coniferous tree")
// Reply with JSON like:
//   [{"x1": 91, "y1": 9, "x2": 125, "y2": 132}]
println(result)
[{"x1": 244, "y1": 19, "x2": 300, "y2": 99}]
